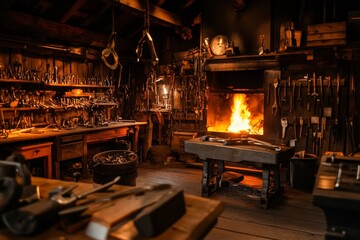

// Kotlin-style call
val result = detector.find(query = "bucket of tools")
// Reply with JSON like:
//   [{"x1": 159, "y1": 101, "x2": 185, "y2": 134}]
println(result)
[
  {"x1": 91, "y1": 150, "x2": 138, "y2": 186},
  {"x1": 290, "y1": 151, "x2": 318, "y2": 191}
]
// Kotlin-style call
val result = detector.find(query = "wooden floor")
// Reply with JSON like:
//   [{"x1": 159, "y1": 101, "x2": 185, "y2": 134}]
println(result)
[{"x1": 135, "y1": 162, "x2": 326, "y2": 240}]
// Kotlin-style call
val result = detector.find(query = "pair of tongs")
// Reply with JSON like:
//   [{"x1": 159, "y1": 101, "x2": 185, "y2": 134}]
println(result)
[
  {"x1": 102, "y1": 32, "x2": 119, "y2": 70},
  {"x1": 136, "y1": 0, "x2": 159, "y2": 66},
  {"x1": 102, "y1": 6, "x2": 120, "y2": 70}
]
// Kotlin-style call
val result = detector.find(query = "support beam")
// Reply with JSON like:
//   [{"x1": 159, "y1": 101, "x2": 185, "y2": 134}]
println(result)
[
  {"x1": 60, "y1": 0, "x2": 87, "y2": 23},
  {"x1": 116, "y1": 0, "x2": 184, "y2": 28},
  {"x1": 0, "y1": 10, "x2": 136, "y2": 51}
]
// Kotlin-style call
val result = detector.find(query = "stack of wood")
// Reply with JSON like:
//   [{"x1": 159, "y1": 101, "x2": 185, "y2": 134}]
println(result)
[{"x1": 307, "y1": 21, "x2": 346, "y2": 47}]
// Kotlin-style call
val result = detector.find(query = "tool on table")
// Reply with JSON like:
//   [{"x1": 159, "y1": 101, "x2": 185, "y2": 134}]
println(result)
[
  {"x1": 272, "y1": 78, "x2": 279, "y2": 117},
  {"x1": 335, "y1": 163, "x2": 343, "y2": 188},
  {"x1": 201, "y1": 135, "x2": 281, "y2": 151},
  {"x1": 281, "y1": 117, "x2": 288, "y2": 141},
  {"x1": 62, "y1": 183, "x2": 172, "y2": 216},
  {"x1": 224, "y1": 136, "x2": 282, "y2": 151},
  {"x1": 86, "y1": 187, "x2": 184, "y2": 240},
  {"x1": 1, "y1": 176, "x2": 120, "y2": 235},
  {"x1": 59, "y1": 201, "x2": 115, "y2": 233},
  {"x1": 133, "y1": 188, "x2": 185, "y2": 238}
]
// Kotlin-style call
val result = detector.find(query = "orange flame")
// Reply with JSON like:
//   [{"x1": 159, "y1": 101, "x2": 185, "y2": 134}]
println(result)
[
  {"x1": 207, "y1": 93, "x2": 264, "y2": 135},
  {"x1": 227, "y1": 94, "x2": 251, "y2": 133}
]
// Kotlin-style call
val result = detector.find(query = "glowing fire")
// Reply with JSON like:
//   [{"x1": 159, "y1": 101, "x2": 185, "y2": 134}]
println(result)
[
  {"x1": 227, "y1": 94, "x2": 251, "y2": 133},
  {"x1": 207, "y1": 93, "x2": 264, "y2": 135}
]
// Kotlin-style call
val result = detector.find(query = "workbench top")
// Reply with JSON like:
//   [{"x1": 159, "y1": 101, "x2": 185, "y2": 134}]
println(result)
[
  {"x1": 0, "y1": 177, "x2": 223, "y2": 240},
  {"x1": 185, "y1": 137, "x2": 294, "y2": 165},
  {"x1": 0, "y1": 122, "x2": 147, "y2": 145}
]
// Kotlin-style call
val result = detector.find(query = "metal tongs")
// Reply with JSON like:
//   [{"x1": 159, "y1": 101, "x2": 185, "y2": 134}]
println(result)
[
  {"x1": 136, "y1": 0, "x2": 159, "y2": 66},
  {"x1": 102, "y1": 7, "x2": 119, "y2": 70},
  {"x1": 201, "y1": 135, "x2": 282, "y2": 151}
]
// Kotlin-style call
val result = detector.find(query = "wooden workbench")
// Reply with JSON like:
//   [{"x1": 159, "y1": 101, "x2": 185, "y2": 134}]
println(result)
[
  {"x1": 0, "y1": 122, "x2": 147, "y2": 178},
  {"x1": 0, "y1": 177, "x2": 224, "y2": 240},
  {"x1": 184, "y1": 138, "x2": 294, "y2": 208}
]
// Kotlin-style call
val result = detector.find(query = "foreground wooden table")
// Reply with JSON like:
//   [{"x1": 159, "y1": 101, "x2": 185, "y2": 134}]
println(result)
[
  {"x1": 184, "y1": 138, "x2": 294, "y2": 208},
  {"x1": 0, "y1": 177, "x2": 223, "y2": 240}
]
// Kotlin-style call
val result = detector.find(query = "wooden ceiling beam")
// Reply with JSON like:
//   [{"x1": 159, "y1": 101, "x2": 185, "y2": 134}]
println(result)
[
  {"x1": 180, "y1": 0, "x2": 196, "y2": 12},
  {"x1": 81, "y1": 4, "x2": 111, "y2": 28},
  {"x1": 116, "y1": 0, "x2": 184, "y2": 28},
  {"x1": 0, "y1": 10, "x2": 136, "y2": 50},
  {"x1": 59, "y1": 0, "x2": 87, "y2": 23}
]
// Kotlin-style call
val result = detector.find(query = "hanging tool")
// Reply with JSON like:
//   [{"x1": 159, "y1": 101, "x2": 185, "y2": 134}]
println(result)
[
  {"x1": 299, "y1": 116, "x2": 304, "y2": 139},
  {"x1": 311, "y1": 72, "x2": 319, "y2": 114},
  {"x1": 272, "y1": 78, "x2": 279, "y2": 117},
  {"x1": 290, "y1": 77, "x2": 295, "y2": 113},
  {"x1": 319, "y1": 75, "x2": 323, "y2": 103},
  {"x1": 297, "y1": 81, "x2": 303, "y2": 103},
  {"x1": 281, "y1": 79, "x2": 287, "y2": 103},
  {"x1": 292, "y1": 116, "x2": 297, "y2": 140},
  {"x1": 136, "y1": 0, "x2": 159, "y2": 66},
  {"x1": 281, "y1": 117, "x2": 288, "y2": 141},
  {"x1": 102, "y1": 7, "x2": 119, "y2": 70},
  {"x1": 330, "y1": 74, "x2": 341, "y2": 151}
]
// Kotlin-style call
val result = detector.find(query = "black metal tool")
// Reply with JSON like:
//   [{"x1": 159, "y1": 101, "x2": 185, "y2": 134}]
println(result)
[
  {"x1": 136, "y1": 0, "x2": 159, "y2": 66},
  {"x1": 1, "y1": 176, "x2": 120, "y2": 235}
]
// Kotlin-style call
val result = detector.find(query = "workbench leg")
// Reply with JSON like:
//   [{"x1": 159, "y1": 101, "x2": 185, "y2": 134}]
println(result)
[
  {"x1": 260, "y1": 165, "x2": 270, "y2": 209},
  {"x1": 201, "y1": 159, "x2": 224, "y2": 197},
  {"x1": 260, "y1": 164, "x2": 283, "y2": 208}
]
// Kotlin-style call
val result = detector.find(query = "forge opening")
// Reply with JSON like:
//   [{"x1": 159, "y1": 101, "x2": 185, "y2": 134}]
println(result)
[{"x1": 207, "y1": 93, "x2": 264, "y2": 135}]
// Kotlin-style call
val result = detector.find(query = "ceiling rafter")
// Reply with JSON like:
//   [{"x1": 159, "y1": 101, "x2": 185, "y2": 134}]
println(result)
[
  {"x1": 180, "y1": 0, "x2": 196, "y2": 12},
  {"x1": 81, "y1": 4, "x2": 111, "y2": 28},
  {"x1": 115, "y1": 0, "x2": 184, "y2": 28},
  {"x1": 0, "y1": 10, "x2": 135, "y2": 49},
  {"x1": 59, "y1": 0, "x2": 87, "y2": 23}
]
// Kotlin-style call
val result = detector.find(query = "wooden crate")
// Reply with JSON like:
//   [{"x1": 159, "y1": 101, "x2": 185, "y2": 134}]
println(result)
[
  {"x1": 171, "y1": 131, "x2": 198, "y2": 153},
  {"x1": 307, "y1": 21, "x2": 346, "y2": 47}
]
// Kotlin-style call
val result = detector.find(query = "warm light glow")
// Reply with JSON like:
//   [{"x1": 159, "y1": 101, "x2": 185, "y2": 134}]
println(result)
[
  {"x1": 163, "y1": 84, "x2": 167, "y2": 95},
  {"x1": 227, "y1": 94, "x2": 251, "y2": 133},
  {"x1": 207, "y1": 93, "x2": 264, "y2": 135}
]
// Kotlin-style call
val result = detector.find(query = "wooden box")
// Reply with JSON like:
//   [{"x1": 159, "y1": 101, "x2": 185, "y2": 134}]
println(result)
[
  {"x1": 307, "y1": 21, "x2": 346, "y2": 47},
  {"x1": 171, "y1": 131, "x2": 198, "y2": 153}
]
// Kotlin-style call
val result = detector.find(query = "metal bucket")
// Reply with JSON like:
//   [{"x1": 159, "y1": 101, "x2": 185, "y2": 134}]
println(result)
[{"x1": 91, "y1": 150, "x2": 138, "y2": 186}]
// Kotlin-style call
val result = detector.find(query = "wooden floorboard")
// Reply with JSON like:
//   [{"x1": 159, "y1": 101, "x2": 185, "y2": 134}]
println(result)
[{"x1": 135, "y1": 162, "x2": 326, "y2": 240}]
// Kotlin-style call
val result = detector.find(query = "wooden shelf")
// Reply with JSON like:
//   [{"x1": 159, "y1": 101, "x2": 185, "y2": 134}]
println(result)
[
  {"x1": 0, "y1": 79, "x2": 41, "y2": 84},
  {"x1": 48, "y1": 83, "x2": 114, "y2": 88},
  {"x1": 0, "y1": 79, "x2": 114, "y2": 88}
]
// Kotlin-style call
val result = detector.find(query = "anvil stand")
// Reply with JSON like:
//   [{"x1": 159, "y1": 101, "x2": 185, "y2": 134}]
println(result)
[
  {"x1": 202, "y1": 159, "x2": 281, "y2": 209},
  {"x1": 185, "y1": 138, "x2": 294, "y2": 209}
]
